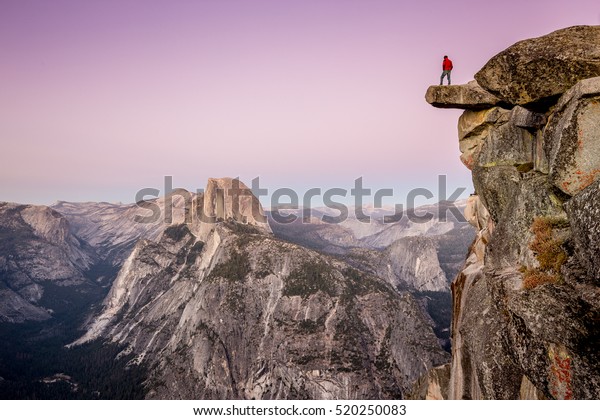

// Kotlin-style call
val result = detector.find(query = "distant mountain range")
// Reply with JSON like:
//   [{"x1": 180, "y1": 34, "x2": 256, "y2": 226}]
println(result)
[
  {"x1": 0, "y1": 179, "x2": 473, "y2": 398},
  {"x1": 268, "y1": 200, "x2": 474, "y2": 291}
]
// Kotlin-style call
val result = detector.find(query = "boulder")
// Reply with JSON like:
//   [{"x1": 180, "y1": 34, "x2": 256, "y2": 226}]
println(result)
[
  {"x1": 544, "y1": 77, "x2": 600, "y2": 196},
  {"x1": 425, "y1": 80, "x2": 503, "y2": 110},
  {"x1": 458, "y1": 107, "x2": 509, "y2": 141},
  {"x1": 475, "y1": 26, "x2": 600, "y2": 108},
  {"x1": 457, "y1": 107, "x2": 510, "y2": 169},
  {"x1": 476, "y1": 113, "x2": 535, "y2": 169},
  {"x1": 457, "y1": 106, "x2": 536, "y2": 171}
]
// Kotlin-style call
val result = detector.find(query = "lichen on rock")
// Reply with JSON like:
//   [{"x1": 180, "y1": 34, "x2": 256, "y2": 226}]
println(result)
[{"x1": 424, "y1": 25, "x2": 600, "y2": 400}]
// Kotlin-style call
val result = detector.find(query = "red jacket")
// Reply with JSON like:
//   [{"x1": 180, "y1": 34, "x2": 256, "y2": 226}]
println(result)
[{"x1": 443, "y1": 58, "x2": 453, "y2": 71}]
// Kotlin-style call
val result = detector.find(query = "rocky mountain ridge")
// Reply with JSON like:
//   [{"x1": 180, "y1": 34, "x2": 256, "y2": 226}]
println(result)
[
  {"x1": 51, "y1": 189, "x2": 194, "y2": 266},
  {"x1": 0, "y1": 190, "x2": 203, "y2": 323},
  {"x1": 0, "y1": 203, "x2": 99, "y2": 322},
  {"x1": 74, "y1": 178, "x2": 449, "y2": 399},
  {"x1": 269, "y1": 201, "x2": 474, "y2": 292}
]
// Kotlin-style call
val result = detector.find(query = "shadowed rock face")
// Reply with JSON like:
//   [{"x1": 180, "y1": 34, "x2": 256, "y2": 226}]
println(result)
[
  {"x1": 566, "y1": 179, "x2": 600, "y2": 281},
  {"x1": 424, "y1": 26, "x2": 600, "y2": 400},
  {"x1": 0, "y1": 203, "x2": 99, "y2": 322},
  {"x1": 0, "y1": 177, "x2": 271, "y2": 325},
  {"x1": 1, "y1": 190, "x2": 207, "y2": 323},
  {"x1": 475, "y1": 26, "x2": 600, "y2": 109}
]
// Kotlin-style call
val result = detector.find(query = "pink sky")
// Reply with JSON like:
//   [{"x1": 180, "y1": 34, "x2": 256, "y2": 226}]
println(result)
[{"x1": 2, "y1": 0, "x2": 600, "y2": 205}]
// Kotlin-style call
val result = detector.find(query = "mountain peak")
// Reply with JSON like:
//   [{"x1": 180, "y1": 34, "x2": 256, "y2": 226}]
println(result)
[{"x1": 200, "y1": 177, "x2": 271, "y2": 235}]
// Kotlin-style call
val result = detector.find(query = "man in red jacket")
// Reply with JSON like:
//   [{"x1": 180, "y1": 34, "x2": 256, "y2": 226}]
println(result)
[{"x1": 440, "y1": 55, "x2": 453, "y2": 86}]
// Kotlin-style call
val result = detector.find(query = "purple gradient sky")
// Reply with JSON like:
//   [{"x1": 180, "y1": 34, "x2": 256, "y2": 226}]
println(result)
[{"x1": 2, "y1": 0, "x2": 600, "y2": 205}]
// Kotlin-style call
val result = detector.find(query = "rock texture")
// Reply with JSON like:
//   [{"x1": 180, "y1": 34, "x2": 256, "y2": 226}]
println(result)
[
  {"x1": 565, "y1": 179, "x2": 600, "y2": 281},
  {"x1": 425, "y1": 81, "x2": 503, "y2": 110},
  {"x1": 202, "y1": 178, "x2": 270, "y2": 232},
  {"x1": 0, "y1": 203, "x2": 99, "y2": 322},
  {"x1": 269, "y1": 201, "x2": 475, "y2": 291},
  {"x1": 382, "y1": 237, "x2": 448, "y2": 292},
  {"x1": 425, "y1": 26, "x2": 600, "y2": 400},
  {"x1": 409, "y1": 364, "x2": 451, "y2": 400},
  {"x1": 545, "y1": 77, "x2": 600, "y2": 196},
  {"x1": 52, "y1": 189, "x2": 194, "y2": 265},
  {"x1": 475, "y1": 26, "x2": 600, "y2": 108},
  {"x1": 269, "y1": 203, "x2": 473, "y2": 353},
  {"x1": 75, "y1": 179, "x2": 449, "y2": 399},
  {"x1": 457, "y1": 107, "x2": 510, "y2": 169}
]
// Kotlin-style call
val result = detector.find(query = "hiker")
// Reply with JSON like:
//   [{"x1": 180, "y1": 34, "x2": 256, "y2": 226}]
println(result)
[{"x1": 440, "y1": 55, "x2": 453, "y2": 86}]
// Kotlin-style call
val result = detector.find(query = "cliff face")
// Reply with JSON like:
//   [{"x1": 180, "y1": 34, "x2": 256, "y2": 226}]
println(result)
[{"x1": 425, "y1": 26, "x2": 600, "y2": 399}]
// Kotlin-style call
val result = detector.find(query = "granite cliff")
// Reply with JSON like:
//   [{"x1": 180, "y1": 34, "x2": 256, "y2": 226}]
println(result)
[{"x1": 420, "y1": 25, "x2": 600, "y2": 399}]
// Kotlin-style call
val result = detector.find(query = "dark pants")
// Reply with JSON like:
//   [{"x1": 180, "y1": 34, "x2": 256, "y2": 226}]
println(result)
[{"x1": 440, "y1": 70, "x2": 451, "y2": 85}]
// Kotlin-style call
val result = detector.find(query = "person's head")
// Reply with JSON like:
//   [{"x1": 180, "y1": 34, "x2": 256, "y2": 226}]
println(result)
[{"x1": 444, "y1": 55, "x2": 448, "y2": 59}]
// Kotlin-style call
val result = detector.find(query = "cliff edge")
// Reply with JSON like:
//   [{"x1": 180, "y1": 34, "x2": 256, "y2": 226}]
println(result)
[{"x1": 423, "y1": 25, "x2": 600, "y2": 399}]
